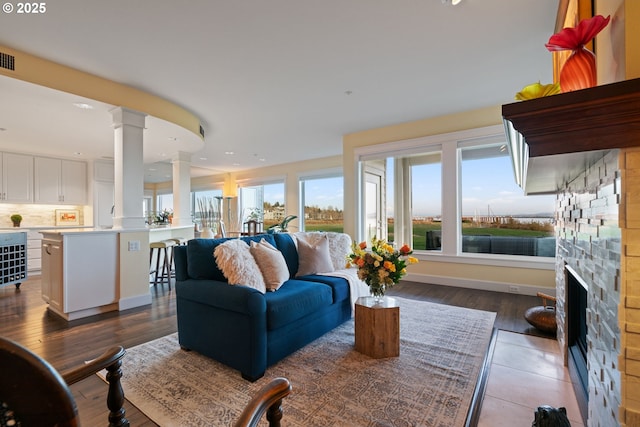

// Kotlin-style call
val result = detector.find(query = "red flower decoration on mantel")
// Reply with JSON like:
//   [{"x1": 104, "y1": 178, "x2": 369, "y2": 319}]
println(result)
[{"x1": 545, "y1": 15, "x2": 611, "y2": 93}]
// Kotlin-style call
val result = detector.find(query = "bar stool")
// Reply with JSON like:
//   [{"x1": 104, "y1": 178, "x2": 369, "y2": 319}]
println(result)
[
  {"x1": 149, "y1": 239, "x2": 176, "y2": 288},
  {"x1": 169, "y1": 237, "x2": 189, "y2": 246}
]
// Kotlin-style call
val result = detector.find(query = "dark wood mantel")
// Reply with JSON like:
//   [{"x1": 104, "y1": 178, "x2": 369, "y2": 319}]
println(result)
[{"x1": 502, "y1": 78, "x2": 640, "y2": 194}]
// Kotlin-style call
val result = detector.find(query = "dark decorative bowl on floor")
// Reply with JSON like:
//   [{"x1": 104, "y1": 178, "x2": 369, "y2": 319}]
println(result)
[{"x1": 524, "y1": 292, "x2": 557, "y2": 334}]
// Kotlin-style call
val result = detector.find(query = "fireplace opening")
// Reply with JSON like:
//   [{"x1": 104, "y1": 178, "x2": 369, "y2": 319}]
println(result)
[{"x1": 566, "y1": 266, "x2": 588, "y2": 424}]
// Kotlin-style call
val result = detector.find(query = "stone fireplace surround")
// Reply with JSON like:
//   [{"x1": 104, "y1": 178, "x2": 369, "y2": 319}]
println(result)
[
  {"x1": 503, "y1": 78, "x2": 640, "y2": 427},
  {"x1": 555, "y1": 150, "x2": 622, "y2": 426}
]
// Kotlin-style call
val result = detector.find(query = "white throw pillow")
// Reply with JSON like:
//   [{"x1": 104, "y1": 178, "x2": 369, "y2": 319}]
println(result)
[
  {"x1": 250, "y1": 239, "x2": 289, "y2": 291},
  {"x1": 213, "y1": 239, "x2": 266, "y2": 293},
  {"x1": 295, "y1": 234, "x2": 334, "y2": 277},
  {"x1": 325, "y1": 232, "x2": 352, "y2": 271}
]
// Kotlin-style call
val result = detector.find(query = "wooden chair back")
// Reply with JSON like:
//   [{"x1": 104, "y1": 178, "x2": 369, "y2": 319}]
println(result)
[
  {"x1": 0, "y1": 337, "x2": 78, "y2": 426},
  {"x1": 0, "y1": 336, "x2": 128, "y2": 427},
  {"x1": 234, "y1": 377, "x2": 292, "y2": 427}
]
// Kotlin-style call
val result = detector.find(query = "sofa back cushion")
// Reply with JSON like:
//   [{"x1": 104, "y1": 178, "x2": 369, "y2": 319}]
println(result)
[
  {"x1": 271, "y1": 233, "x2": 299, "y2": 277},
  {"x1": 186, "y1": 235, "x2": 277, "y2": 281}
]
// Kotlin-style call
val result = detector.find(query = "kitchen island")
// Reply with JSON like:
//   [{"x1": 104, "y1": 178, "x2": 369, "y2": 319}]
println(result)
[
  {"x1": 40, "y1": 228, "x2": 119, "y2": 320},
  {"x1": 39, "y1": 225, "x2": 195, "y2": 320}
]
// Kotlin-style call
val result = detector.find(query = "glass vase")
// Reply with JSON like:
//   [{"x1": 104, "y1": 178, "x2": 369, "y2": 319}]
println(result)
[
  {"x1": 200, "y1": 228, "x2": 215, "y2": 239},
  {"x1": 368, "y1": 283, "x2": 385, "y2": 304},
  {"x1": 560, "y1": 46, "x2": 596, "y2": 93}
]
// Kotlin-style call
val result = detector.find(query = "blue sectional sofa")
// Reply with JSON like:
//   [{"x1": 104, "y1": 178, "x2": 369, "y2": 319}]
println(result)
[{"x1": 173, "y1": 233, "x2": 353, "y2": 381}]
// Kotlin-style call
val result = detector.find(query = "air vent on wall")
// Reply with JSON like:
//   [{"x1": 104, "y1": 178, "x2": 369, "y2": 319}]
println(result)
[{"x1": 0, "y1": 51, "x2": 15, "y2": 71}]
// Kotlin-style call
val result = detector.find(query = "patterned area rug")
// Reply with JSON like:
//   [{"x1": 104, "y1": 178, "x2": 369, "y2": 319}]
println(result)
[{"x1": 111, "y1": 297, "x2": 496, "y2": 426}]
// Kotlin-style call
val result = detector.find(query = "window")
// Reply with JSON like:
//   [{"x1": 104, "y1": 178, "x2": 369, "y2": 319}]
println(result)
[
  {"x1": 239, "y1": 181, "x2": 285, "y2": 232},
  {"x1": 192, "y1": 189, "x2": 223, "y2": 228},
  {"x1": 300, "y1": 175, "x2": 344, "y2": 232},
  {"x1": 157, "y1": 194, "x2": 173, "y2": 212},
  {"x1": 357, "y1": 126, "x2": 556, "y2": 258},
  {"x1": 365, "y1": 152, "x2": 441, "y2": 250},
  {"x1": 459, "y1": 143, "x2": 554, "y2": 257}
]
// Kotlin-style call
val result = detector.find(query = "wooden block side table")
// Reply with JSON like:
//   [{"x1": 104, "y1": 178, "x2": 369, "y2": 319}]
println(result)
[{"x1": 354, "y1": 296, "x2": 399, "y2": 358}]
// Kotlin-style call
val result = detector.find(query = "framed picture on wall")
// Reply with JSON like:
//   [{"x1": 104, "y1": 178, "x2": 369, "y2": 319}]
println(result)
[{"x1": 55, "y1": 209, "x2": 80, "y2": 226}]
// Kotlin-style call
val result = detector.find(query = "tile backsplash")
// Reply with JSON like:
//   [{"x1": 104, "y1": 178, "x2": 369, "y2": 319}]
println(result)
[{"x1": 0, "y1": 204, "x2": 85, "y2": 228}]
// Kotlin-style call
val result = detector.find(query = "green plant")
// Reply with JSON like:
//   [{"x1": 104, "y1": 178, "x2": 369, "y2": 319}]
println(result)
[
  {"x1": 267, "y1": 215, "x2": 297, "y2": 233},
  {"x1": 10, "y1": 214, "x2": 22, "y2": 223}
]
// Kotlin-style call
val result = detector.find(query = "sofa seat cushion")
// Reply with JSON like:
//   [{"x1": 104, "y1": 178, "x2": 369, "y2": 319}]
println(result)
[
  {"x1": 264, "y1": 279, "x2": 332, "y2": 330},
  {"x1": 187, "y1": 235, "x2": 277, "y2": 281},
  {"x1": 296, "y1": 274, "x2": 350, "y2": 304}
]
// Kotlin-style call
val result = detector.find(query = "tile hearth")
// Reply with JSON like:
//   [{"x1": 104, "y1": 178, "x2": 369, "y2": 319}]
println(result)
[{"x1": 478, "y1": 330, "x2": 583, "y2": 427}]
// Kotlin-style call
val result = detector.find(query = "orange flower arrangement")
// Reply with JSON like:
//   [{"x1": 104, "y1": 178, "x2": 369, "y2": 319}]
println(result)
[{"x1": 347, "y1": 237, "x2": 418, "y2": 298}]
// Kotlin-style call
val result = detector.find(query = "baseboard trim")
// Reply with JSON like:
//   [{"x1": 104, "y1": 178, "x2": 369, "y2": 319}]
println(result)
[
  {"x1": 404, "y1": 272, "x2": 555, "y2": 297},
  {"x1": 119, "y1": 293, "x2": 152, "y2": 311}
]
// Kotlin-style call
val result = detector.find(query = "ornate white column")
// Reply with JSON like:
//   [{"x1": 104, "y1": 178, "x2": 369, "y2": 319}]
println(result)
[
  {"x1": 172, "y1": 151, "x2": 192, "y2": 227},
  {"x1": 110, "y1": 107, "x2": 147, "y2": 229}
]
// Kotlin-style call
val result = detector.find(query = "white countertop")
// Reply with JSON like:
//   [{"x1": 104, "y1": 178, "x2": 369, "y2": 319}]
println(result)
[
  {"x1": 40, "y1": 227, "x2": 119, "y2": 235},
  {"x1": 148, "y1": 224, "x2": 194, "y2": 231},
  {"x1": 0, "y1": 226, "x2": 93, "y2": 231},
  {"x1": 38, "y1": 224, "x2": 195, "y2": 235}
]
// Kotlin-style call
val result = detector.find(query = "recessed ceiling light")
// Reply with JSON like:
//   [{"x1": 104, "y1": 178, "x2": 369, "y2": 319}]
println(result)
[
  {"x1": 344, "y1": 90, "x2": 353, "y2": 95},
  {"x1": 232, "y1": 162, "x2": 240, "y2": 166},
  {"x1": 72, "y1": 102, "x2": 94, "y2": 110},
  {"x1": 225, "y1": 151, "x2": 235, "y2": 155},
  {"x1": 148, "y1": 168, "x2": 157, "y2": 171},
  {"x1": 73, "y1": 152, "x2": 82, "y2": 156},
  {"x1": 199, "y1": 157, "x2": 207, "y2": 160},
  {"x1": 168, "y1": 137, "x2": 178, "y2": 141},
  {"x1": 259, "y1": 158, "x2": 266, "y2": 162}
]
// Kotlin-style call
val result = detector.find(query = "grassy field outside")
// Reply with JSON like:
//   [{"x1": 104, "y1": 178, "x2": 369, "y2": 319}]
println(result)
[{"x1": 295, "y1": 219, "x2": 554, "y2": 252}]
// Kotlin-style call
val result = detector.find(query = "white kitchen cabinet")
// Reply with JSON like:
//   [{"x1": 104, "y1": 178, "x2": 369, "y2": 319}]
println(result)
[
  {"x1": 1, "y1": 152, "x2": 33, "y2": 203},
  {"x1": 93, "y1": 159, "x2": 114, "y2": 182},
  {"x1": 40, "y1": 237, "x2": 63, "y2": 312},
  {"x1": 34, "y1": 157, "x2": 87, "y2": 204},
  {"x1": 26, "y1": 230, "x2": 42, "y2": 273},
  {"x1": 95, "y1": 181, "x2": 114, "y2": 228},
  {"x1": 40, "y1": 230, "x2": 118, "y2": 320},
  {"x1": 93, "y1": 160, "x2": 115, "y2": 228}
]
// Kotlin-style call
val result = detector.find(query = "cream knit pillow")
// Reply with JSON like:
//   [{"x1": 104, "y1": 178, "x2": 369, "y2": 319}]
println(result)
[{"x1": 213, "y1": 239, "x2": 266, "y2": 293}]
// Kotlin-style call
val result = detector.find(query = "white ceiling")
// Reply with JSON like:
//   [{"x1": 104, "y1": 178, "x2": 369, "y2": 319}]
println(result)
[{"x1": 0, "y1": 0, "x2": 558, "y2": 182}]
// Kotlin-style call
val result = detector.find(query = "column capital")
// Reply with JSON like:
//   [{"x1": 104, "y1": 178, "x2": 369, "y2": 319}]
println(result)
[
  {"x1": 171, "y1": 151, "x2": 192, "y2": 163},
  {"x1": 110, "y1": 107, "x2": 147, "y2": 129}
]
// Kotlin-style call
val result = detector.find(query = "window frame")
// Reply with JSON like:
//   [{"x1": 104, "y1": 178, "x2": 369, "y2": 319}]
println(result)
[
  {"x1": 238, "y1": 176, "x2": 287, "y2": 230},
  {"x1": 354, "y1": 124, "x2": 554, "y2": 270}
]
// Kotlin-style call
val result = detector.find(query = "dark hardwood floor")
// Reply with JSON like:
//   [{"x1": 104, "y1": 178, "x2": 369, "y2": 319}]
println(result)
[{"x1": 0, "y1": 275, "x2": 548, "y2": 426}]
